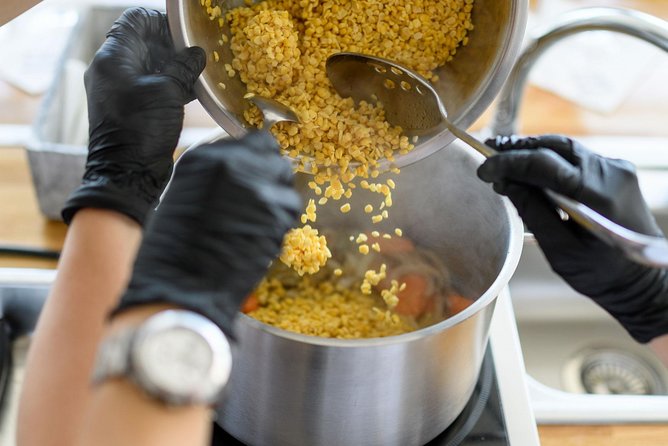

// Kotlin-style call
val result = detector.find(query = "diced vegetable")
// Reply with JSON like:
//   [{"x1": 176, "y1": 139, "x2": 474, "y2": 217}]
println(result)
[{"x1": 241, "y1": 293, "x2": 260, "y2": 313}]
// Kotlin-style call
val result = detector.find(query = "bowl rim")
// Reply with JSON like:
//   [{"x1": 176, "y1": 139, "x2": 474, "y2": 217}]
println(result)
[{"x1": 166, "y1": 0, "x2": 529, "y2": 167}]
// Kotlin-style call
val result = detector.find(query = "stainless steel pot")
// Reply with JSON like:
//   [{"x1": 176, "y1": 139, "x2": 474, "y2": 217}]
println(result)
[
  {"x1": 167, "y1": 0, "x2": 527, "y2": 167},
  {"x1": 218, "y1": 141, "x2": 524, "y2": 446},
  {"x1": 167, "y1": 1, "x2": 527, "y2": 443}
]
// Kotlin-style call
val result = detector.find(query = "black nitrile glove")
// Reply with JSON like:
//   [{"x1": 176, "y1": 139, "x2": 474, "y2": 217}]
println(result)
[
  {"x1": 113, "y1": 132, "x2": 301, "y2": 336},
  {"x1": 62, "y1": 8, "x2": 206, "y2": 225},
  {"x1": 477, "y1": 134, "x2": 668, "y2": 343}
]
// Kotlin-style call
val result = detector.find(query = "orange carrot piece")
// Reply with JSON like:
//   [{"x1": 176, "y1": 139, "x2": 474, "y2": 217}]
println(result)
[
  {"x1": 241, "y1": 293, "x2": 260, "y2": 313},
  {"x1": 394, "y1": 273, "x2": 429, "y2": 317},
  {"x1": 447, "y1": 294, "x2": 472, "y2": 315},
  {"x1": 422, "y1": 294, "x2": 438, "y2": 314}
]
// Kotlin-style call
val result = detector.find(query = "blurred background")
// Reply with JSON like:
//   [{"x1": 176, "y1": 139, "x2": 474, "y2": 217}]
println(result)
[{"x1": 0, "y1": 1, "x2": 667, "y2": 445}]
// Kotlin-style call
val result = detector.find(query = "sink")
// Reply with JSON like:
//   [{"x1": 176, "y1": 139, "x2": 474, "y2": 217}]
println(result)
[
  {"x1": 0, "y1": 269, "x2": 52, "y2": 446},
  {"x1": 510, "y1": 211, "x2": 668, "y2": 423}
]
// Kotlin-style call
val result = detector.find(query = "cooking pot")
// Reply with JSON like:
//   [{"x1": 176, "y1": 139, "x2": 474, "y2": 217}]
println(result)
[
  {"x1": 217, "y1": 139, "x2": 523, "y2": 446},
  {"x1": 167, "y1": 0, "x2": 527, "y2": 167},
  {"x1": 167, "y1": 1, "x2": 527, "y2": 444}
]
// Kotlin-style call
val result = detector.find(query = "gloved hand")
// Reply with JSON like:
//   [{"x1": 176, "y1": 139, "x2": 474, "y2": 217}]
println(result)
[
  {"x1": 62, "y1": 8, "x2": 206, "y2": 225},
  {"x1": 112, "y1": 132, "x2": 301, "y2": 336},
  {"x1": 477, "y1": 135, "x2": 668, "y2": 343}
]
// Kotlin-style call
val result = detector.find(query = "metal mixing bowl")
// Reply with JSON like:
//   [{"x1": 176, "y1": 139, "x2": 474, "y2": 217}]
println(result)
[{"x1": 167, "y1": 0, "x2": 527, "y2": 167}]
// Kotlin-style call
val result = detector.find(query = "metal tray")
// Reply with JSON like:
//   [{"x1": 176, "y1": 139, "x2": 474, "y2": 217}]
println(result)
[{"x1": 25, "y1": 6, "x2": 129, "y2": 220}]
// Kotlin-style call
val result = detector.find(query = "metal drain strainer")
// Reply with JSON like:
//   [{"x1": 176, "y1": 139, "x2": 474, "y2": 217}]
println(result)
[{"x1": 563, "y1": 348, "x2": 667, "y2": 395}]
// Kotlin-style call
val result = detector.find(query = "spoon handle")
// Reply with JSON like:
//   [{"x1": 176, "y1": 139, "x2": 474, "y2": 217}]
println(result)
[
  {"x1": 444, "y1": 120, "x2": 668, "y2": 267},
  {"x1": 545, "y1": 191, "x2": 668, "y2": 267},
  {"x1": 442, "y1": 119, "x2": 498, "y2": 158}
]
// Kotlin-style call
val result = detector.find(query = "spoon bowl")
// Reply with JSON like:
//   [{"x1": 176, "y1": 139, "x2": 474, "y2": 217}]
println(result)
[
  {"x1": 325, "y1": 52, "x2": 668, "y2": 267},
  {"x1": 326, "y1": 52, "x2": 495, "y2": 156}
]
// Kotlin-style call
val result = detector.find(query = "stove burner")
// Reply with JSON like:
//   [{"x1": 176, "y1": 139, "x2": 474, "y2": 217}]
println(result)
[{"x1": 211, "y1": 346, "x2": 508, "y2": 445}]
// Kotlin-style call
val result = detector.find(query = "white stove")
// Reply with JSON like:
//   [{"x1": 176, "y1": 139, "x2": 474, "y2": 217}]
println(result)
[{"x1": 488, "y1": 288, "x2": 540, "y2": 445}]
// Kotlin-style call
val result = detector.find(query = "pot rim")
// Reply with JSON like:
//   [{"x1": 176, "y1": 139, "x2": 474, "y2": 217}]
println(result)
[{"x1": 236, "y1": 191, "x2": 524, "y2": 348}]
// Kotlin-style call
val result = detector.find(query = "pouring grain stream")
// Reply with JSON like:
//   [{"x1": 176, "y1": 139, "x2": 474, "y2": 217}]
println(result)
[{"x1": 199, "y1": 0, "x2": 474, "y2": 319}]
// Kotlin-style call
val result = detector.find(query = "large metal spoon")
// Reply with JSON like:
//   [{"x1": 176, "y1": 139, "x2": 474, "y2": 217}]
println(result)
[{"x1": 326, "y1": 52, "x2": 668, "y2": 267}]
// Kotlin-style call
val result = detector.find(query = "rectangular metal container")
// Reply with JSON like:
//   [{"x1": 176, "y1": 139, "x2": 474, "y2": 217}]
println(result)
[{"x1": 26, "y1": 6, "x2": 130, "y2": 220}]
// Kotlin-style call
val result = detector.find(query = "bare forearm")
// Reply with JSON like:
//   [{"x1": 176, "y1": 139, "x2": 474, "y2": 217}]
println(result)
[
  {"x1": 79, "y1": 380, "x2": 211, "y2": 446},
  {"x1": 18, "y1": 209, "x2": 142, "y2": 446},
  {"x1": 77, "y1": 305, "x2": 212, "y2": 446}
]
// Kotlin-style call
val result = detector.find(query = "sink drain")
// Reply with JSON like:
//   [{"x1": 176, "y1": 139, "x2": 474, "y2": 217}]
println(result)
[{"x1": 563, "y1": 348, "x2": 667, "y2": 395}]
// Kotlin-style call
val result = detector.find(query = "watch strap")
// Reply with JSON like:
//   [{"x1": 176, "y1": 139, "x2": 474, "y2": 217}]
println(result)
[{"x1": 91, "y1": 328, "x2": 136, "y2": 385}]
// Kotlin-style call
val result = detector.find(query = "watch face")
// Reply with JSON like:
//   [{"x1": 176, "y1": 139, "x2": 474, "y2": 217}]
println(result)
[{"x1": 134, "y1": 327, "x2": 214, "y2": 395}]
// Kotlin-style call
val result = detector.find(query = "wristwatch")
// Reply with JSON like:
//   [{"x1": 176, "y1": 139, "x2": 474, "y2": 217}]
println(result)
[{"x1": 92, "y1": 309, "x2": 232, "y2": 406}]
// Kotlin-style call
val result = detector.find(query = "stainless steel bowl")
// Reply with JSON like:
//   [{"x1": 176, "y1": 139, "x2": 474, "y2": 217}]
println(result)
[{"x1": 167, "y1": 0, "x2": 527, "y2": 167}]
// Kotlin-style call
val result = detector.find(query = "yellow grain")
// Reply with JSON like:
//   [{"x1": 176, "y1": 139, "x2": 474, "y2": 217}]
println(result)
[{"x1": 280, "y1": 225, "x2": 331, "y2": 276}]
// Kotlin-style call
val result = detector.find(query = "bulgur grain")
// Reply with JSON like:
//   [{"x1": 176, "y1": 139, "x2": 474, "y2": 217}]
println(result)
[
  {"x1": 280, "y1": 225, "x2": 331, "y2": 276},
  {"x1": 248, "y1": 267, "x2": 414, "y2": 338}
]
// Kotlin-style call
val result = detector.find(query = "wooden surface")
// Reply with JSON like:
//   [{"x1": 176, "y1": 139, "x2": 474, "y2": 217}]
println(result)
[
  {"x1": 539, "y1": 424, "x2": 668, "y2": 446},
  {"x1": 1, "y1": 0, "x2": 668, "y2": 444},
  {"x1": 0, "y1": 148, "x2": 64, "y2": 269}
]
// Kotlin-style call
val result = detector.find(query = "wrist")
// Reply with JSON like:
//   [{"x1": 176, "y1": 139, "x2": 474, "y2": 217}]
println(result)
[
  {"x1": 597, "y1": 267, "x2": 668, "y2": 344},
  {"x1": 648, "y1": 334, "x2": 668, "y2": 367},
  {"x1": 107, "y1": 303, "x2": 182, "y2": 335},
  {"x1": 68, "y1": 207, "x2": 141, "y2": 229},
  {"x1": 62, "y1": 179, "x2": 158, "y2": 225},
  {"x1": 115, "y1": 284, "x2": 239, "y2": 338},
  {"x1": 94, "y1": 309, "x2": 232, "y2": 406}
]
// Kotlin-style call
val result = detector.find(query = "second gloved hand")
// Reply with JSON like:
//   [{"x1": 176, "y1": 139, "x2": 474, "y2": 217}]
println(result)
[
  {"x1": 113, "y1": 132, "x2": 301, "y2": 336},
  {"x1": 62, "y1": 8, "x2": 206, "y2": 225},
  {"x1": 477, "y1": 135, "x2": 668, "y2": 343}
]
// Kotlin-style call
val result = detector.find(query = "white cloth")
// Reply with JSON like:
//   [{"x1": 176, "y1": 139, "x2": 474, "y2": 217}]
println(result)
[{"x1": 527, "y1": 1, "x2": 662, "y2": 114}]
